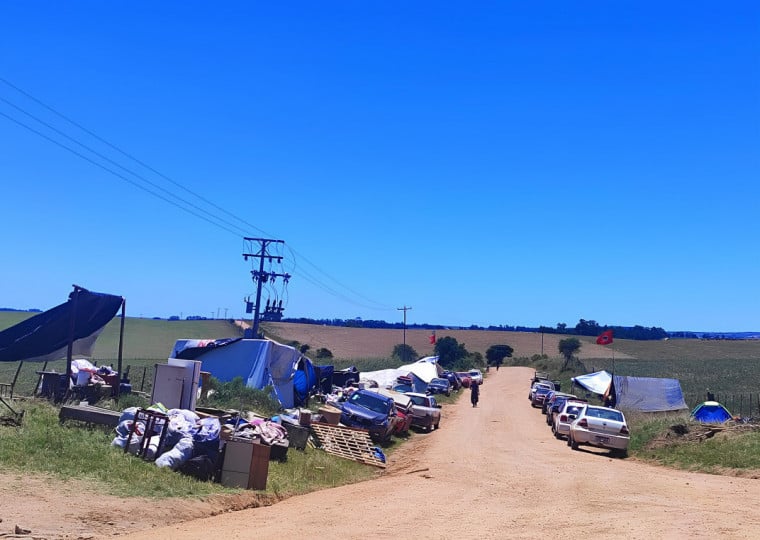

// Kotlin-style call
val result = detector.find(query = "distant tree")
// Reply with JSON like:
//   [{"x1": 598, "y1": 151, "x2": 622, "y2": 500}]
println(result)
[
  {"x1": 556, "y1": 323, "x2": 567, "y2": 332},
  {"x1": 558, "y1": 337, "x2": 581, "y2": 371},
  {"x1": 486, "y1": 344, "x2": 514, "y2": 367},
  {"x1": 299, "y1": 344, "x2": 311, "y2": 354},
  {"x1": 315, "y1": 348, "x2": 333, "y2": 359},
  {"x1": 434, "y1": 336, "x2": 468, "y2": 369},
  {"x1": 391, "y1": 344, "x2": 417, "y2": 364}
]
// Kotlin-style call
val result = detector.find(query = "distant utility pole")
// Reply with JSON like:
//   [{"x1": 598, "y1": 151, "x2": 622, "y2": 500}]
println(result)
[
  {"x1": 243, "y1": 237, "x2": 290, "y2": 338},
  {"x1": 224, "y1": 307, "x2": 228, "y2": 319},
  {"x1": 397, "y1": 305, "x2": 412, "y2": 359}
]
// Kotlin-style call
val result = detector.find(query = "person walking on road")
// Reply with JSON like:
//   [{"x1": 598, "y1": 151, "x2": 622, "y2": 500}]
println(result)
[{"x1": 471, "y1": 379, "x2": 480, "y2": 407}]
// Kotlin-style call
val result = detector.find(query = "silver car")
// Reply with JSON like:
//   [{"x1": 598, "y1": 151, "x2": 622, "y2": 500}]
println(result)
[
  {"x1": 552, "y1": 400, "x2": 587, "y2": 439},
  {"x1": 567, "y1": 405, "x2": 630, "y2": 457}
]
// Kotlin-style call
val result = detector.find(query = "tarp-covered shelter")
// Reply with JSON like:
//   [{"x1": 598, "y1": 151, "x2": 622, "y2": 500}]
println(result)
[
  {"x1": 571, "y1": 371, "x2": 612, "y2": 396},
  {"x1": 399, "y1": 357, "x2": 442, "y2": 383},
  {"x1": 692, "y1": 401, "x2": 732, "y2": 423},
  {"x1": 0, "y1": 288, "x2": 123, "y2": 363},
  {"x1": 360, "y1": 368, "x2": 427, "y2": 393},
  {"x1": 172, "y1": 338, "x2": 317, "y2": 408},
  {"x1": 572, "y1": 370, "x2": 688, "y2": 412}
]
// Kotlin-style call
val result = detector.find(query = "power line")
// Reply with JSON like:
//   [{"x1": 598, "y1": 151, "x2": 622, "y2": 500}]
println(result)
[{"x1": 0, "y1": 77, "x2": 396, "y2": 312}]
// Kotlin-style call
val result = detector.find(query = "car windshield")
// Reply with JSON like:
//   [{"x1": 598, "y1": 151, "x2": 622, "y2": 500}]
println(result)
[
  {"x1": 349, "y1": 393, "x2": 390, "y2": 414},
  {"x1": 408, "y1": 395, "x2": 428, "y2": 406},
  {"x1": 565, "y1": 405, "x2": 583, "y2": 415}
]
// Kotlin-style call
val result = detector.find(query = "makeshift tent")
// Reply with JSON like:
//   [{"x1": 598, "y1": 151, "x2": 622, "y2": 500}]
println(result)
[
  {"x1": 0, "y1": 288, "x2": 123, "y2": 363},
  {"x1": 691, "y1": 401, "x2": 732, "y2": 423},
  {"x1": 571, "y1": 371, "x2": 613, "y2": 396},
  {"x1": 399, "y1": 357, "x2": 442, "y2": 383},
  {"x1": 360, "y1": 368, "x2": 427, "y2": 393},
  {"x1": 572, "y1": 370, "x2": 688, "y2": 412},
  {"x1": 316, "y1": 365, "x2": 334, "y2": 394},
  {"x1": 172, "y1": 338, "x2": 317, "y2": 408}
]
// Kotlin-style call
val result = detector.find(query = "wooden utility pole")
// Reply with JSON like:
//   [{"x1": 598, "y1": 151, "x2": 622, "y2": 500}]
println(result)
[{"x1": 397, "y1": 305, "x2": 412, "y2": 360}]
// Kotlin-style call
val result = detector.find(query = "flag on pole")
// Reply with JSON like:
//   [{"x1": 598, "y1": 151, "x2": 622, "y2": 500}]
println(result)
[
  {"x1": 596, "y1": 330, "x2": 614, "y2": 345},
  {"x1": 429, "y1": 331, "x2": 436, "y2": 345}
]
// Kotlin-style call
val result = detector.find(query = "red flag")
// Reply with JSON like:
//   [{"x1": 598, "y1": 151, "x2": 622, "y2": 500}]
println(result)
[
  {"x1": 429, "y1": 331, "x2": 436, "y2": 345},
  {"x1": 596, "y1": 330, "x2": 614, "y2": 345}
]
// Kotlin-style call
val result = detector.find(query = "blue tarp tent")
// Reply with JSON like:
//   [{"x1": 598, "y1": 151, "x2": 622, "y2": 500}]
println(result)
[
  {"x1": 691, "y1": 401, "x2": 732, "y2": 423},
  {"x1": 172, "y1": 338, "x2": 317, "y2": 408},
  {"x1": 572, "y1": 371, "x2": 688, "y2": 412}
]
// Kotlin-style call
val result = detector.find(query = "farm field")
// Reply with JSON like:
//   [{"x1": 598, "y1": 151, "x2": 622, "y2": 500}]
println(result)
[{"x1": 3, "y1": 314, "x2": 760, "y2": 410}]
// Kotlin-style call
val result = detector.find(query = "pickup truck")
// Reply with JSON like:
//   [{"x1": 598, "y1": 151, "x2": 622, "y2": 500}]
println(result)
[
  {"x1": 405, "y1": 392, "x2": 442, "y2": 432},
  {"x1": 338, "y1": 389, "x2": 400, "y2": 442}
]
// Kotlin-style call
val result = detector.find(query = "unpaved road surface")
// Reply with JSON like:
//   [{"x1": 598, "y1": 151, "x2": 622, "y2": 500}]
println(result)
[{"x1": 119, "y1": 366, "x2": 760, "y2": 540}]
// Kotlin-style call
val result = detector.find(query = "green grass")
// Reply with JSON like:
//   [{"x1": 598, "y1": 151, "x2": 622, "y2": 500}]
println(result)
[{"x1": 0, "y1": 399, "x2": 381, "y2": 498}]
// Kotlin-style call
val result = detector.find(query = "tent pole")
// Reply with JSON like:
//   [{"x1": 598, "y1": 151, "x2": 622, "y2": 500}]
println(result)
[
  {"x1": 66, "y1": 285, "x2": 84, "y2": 385},
  {"x1": 116, "y1": 298, "x2": 126, "y2": 399}
]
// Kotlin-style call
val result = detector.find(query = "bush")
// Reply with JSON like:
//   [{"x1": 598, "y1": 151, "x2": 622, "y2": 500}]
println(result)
[{"x1": 315, "y1": 348, "x2": 333, "y2": 359}]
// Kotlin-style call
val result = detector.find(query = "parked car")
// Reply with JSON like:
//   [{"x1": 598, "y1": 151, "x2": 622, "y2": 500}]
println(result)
[
  {"x1": 441, "y1": 370, "x2": 462, "y2": 391},
  {"x1": 531, "y1": 384, "x2": 554, "y2": 408},
  {"x1": 529, "y1": 381, "x2": 554, "y2": 401},
  {"x1": 371, "y1": 388, "x2": 414, "y2": 435},
  {"x1": 467, "y1": 369, "x2": 484, "y2": 385},
  {"x1": 542, "y1": 391, "x2": 577, "y2": 416},
  {"x1": 567, "y1": 405, "x2": 630, "y2": 457},
  {"x1": 427, "y1": 377, "x2": 451, "y2": 397},
  {"x1": 552, "y1": 400, "x2": 587, "y2": 438},
  {"x1": 544, "y1": 394, "x2": 576, "y2": 425},
  {"x1": 338, "y1": 389, "x2": 400, "y2": 442},
  {"x1": 404, "y1": 392, "x2": 442, "y2": 432}
]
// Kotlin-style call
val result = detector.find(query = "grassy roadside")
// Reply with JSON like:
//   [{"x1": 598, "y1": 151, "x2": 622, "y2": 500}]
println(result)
[{"x1": 0, "y1": 399, "x2": 383, "y2": 498}]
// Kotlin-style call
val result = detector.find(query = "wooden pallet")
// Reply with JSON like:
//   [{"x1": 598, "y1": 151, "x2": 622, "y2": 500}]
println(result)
[{"x1": 309, "y1": 423, "x2": 386, "y2": 468}]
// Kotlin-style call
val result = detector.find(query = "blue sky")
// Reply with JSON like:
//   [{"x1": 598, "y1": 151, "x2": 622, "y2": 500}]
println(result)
[{"x1": 1, "y1": 2, "x2": 758, "y2": 332}]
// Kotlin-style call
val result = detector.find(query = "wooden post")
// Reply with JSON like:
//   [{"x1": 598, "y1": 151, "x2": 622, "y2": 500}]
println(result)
[
  {"x1": 140, "y1": 366, "x2": 147, "y2": 392},
  {"x1": 66, "y1": 286, "x2": 84, "y2": 384}
]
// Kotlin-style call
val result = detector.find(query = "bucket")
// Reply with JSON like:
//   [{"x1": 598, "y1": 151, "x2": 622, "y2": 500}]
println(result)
[
  {"x1": 298, "y1": 409, "x2": 312, "y2": 427},
  {"x1": 318, "y1": 405, "x2": 341, "y2": 425}
]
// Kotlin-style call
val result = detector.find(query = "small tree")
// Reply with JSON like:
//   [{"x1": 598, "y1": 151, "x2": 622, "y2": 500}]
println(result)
[
  {"x1": 315, "y1": 347, "x2": 333, "y2": 359},
  {"x1": 299, "y1": 344, "x2": 311, "y2": 354},
  {"x1": 391, "y1": 344, "x2": 417, "y2": 363},
  {"x1": 486, "y1": 344, "x2": 514, "y2": 367},
  {"x1": 558, "y1": 337, "x2": 581, "y2": 371},
  {"x1": 434, "y1": 336, "x2": 468, "y2": 369}
]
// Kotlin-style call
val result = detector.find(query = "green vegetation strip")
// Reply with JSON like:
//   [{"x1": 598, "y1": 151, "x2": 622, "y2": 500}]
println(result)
[{"x1": 0, "y1": 400, "x2": 379, "y2": 499}]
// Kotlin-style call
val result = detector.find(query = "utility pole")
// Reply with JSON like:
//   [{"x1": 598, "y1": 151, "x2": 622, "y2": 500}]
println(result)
[
  {"x1": 224, "y1": 307, "x2": 228, "y2": 319},
  {"x1": 397, "y1": 305, "x2": 412, "y2": 361},
  {"x1": 243, "y1": 237, "x2": 290, "y2": 339}
]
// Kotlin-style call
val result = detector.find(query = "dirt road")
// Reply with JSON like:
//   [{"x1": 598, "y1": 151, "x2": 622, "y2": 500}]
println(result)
[{"x1": 120, "y1": 366, "x2": 760, "y2": 540}]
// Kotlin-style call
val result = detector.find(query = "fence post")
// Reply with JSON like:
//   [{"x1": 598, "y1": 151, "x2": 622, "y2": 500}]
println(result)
[
  {"x1": 740, "y1": 394, "x2": 744, "y2": 418},
  {"x1": 140, "y1": 366, "x2": 147, "y2": 392}
]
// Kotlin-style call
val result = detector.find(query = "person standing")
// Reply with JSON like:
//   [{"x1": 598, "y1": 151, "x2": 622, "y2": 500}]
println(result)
[{"x1": 471, "y1": 379, "x2": 480, "y2": 407}]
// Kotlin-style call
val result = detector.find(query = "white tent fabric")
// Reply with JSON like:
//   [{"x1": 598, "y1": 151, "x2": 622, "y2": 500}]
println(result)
[
  {"x1": 571, "y1": 370, "x2": 612, "y2": 395},
  {"x1": 360, "y1": 368, "x2": 412, "y2": 389},
  {"x1": 170, "y1": 339, "x2": 303, "y2": 408},
  {"x1": 399, "y1": 358, "x2": 442, "y2": 383}
]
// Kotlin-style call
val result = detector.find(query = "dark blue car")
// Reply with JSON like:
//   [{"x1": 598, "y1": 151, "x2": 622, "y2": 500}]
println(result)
[{"x1": 339, "y1": 389, "x2": 398, "y2": 442}]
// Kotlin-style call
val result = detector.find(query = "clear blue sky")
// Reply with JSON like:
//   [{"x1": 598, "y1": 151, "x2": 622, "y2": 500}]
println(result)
[{"x1": 1, "y1": 2, "x2": 758, "y2": 332}]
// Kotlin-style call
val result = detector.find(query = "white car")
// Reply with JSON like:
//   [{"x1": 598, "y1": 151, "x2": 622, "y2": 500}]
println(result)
[
  {"x1": 468, "y1": 369, "x2": 484, "y2": 385},
  {"x1": 552, "y1": 400, "x2": 587, "y2": 439},
  {"x1": 567, "y1": 405, "x2": 630, "y2": 457}
]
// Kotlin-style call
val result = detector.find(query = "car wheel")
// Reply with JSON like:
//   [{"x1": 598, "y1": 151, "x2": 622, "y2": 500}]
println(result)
[
  {"x1": 570, "y1": 435, "x2": 579, "y2": 450},
  {"x1": 434, "y1": 421, "x2": 440, "y2": 430},
  {"x1": 567, "y1": 434, "x2": 573, "y2": 447}
]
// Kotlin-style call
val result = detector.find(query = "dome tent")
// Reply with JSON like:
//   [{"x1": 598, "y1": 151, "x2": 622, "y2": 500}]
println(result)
[{"x1": 691, "y1": 401, "x2": 732, "y2": 423}]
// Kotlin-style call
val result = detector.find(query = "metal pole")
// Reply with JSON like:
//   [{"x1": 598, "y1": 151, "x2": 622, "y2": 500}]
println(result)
[{"x1": 116, "y1": 298, "x2": 126, "y2": 399}]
